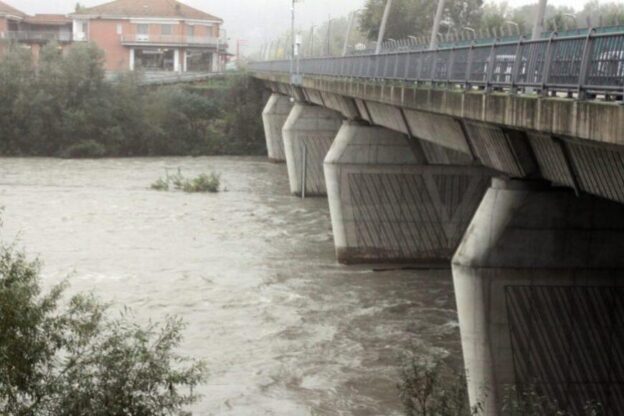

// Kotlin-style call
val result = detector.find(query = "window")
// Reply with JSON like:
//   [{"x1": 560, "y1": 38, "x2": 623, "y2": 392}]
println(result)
[
  {"x1": 116, "y1": 23, "x2": 122, "y2": 35},
  {"x1": 137, "y1": 24, "x2": 149, "y2": 35},
  {"x1": 73, "y1": 19, "x2": 88, "y2": 41},
  {"x1": 186, "y1": 25, "x2": 194, "y2": 37},
  {"x1": 161, "y1": 24, "x2": 173, "y2": 35}
]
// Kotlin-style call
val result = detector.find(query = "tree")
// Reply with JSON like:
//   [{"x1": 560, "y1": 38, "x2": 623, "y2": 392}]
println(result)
[
  {"x1": 359, "y1": 0, "x2": 484, "y2": 42},
  {"x1": 0, "y1": 243, "x2": 206, "y2": 415}
]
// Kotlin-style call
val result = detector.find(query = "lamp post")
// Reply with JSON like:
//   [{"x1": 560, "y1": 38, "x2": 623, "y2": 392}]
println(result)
[
  {"x1": 563, "y1": 13, "x2": 578, "y2": 30},
  {"x1": 343, "y1": 9, "x2": 364, "y2": 57},
  {"x1": 290, "y1": 0, "x2": 295, "y2": 79},
  {"x1": 463, "y1": 26, "x2": 476, "y2": 39},
  {"x1": 505, "y1": 20, "x2": 520, "y2": 36},
  {"x1": 531, "y1": 0, "x2": 548, "y2": 40},
  {"x1": 430, "y1": 0, "x2": 446, "y2": 49},
  {"x1": 308, "y1": 25, "x2": 315, "y2": 57},
  {"x1": 375, "y1": 0, "x2": 393, "y2": 55}
]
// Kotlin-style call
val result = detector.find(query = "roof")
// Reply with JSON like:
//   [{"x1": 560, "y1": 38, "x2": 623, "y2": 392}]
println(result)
[
  {"x1": 0, "y1": 0, "x2": 26, "y2": 18},
  {"x1": 72, "y1": 0, "x2": 222, "y2": 22},
  {"x1": 24, "y1": 14, "x2": 71, "y2": 25}
]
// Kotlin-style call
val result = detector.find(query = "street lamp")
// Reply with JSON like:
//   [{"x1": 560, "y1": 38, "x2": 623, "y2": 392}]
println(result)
[
  {"x1": 463, "y1": 26, "x2": 476, "y2": 39},
  {"x1": 343, "y1": 9, "x2": 364, "y2": 57},
  {"x1": 532, "y1": 0, "x2": 548, "y2": 40},
  {"x1": 308, "y1": 25, "x2": 316, "y2": 58},
  {"x1": 563, "y1": 13, "x2": 578, "y2": 30},
  {"x1": 430, "y1": 0, "x2": 446, "y2": 49},
  {"x1": 505, "y1": 20, "x2": 520, "y2": 36},
  {"x1": 375, "y1": 0, "x2": 393, "y2": 55},
  {"x1": 290, "y1": 0, "x2": 295, "y2": 80}
]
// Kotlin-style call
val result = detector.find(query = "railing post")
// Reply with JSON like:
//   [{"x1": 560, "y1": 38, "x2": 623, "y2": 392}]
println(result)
[
  {"x1": 429, "y1": 49, "x2": 437, "y2": 83},
  {"x1": 464, "y1": 41, "x2": 475, "y2": 90},
  {"x1": 485, "y1": 39, "x2": 498, "y2": 92},
  {"x1": 510, "y1": 36, "x2": 524, "y2": 94},
  {"x1": 540, "y1": 32, "x2": 557, "y2": 96},
  {"x1": 577, "y1": 28, "x2": 595, "y2": 100},
  {"x1": 404, "y1": 52, "x2": 411, "y2": 80},
  {"x1": 447, "y1": 47, "x2": 456, "y2": 87},
  {"x1": 301, "y1": 143, "x2": 307, "y2": 199}
]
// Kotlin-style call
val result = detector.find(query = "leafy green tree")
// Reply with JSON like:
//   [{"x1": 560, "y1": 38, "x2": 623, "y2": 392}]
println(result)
[
  {"x1": 0, "y1": 42, "x2": 265, "y2": 158},
  {"x1": 0, "y1": 244, "x2": 206, "y2": 415}
]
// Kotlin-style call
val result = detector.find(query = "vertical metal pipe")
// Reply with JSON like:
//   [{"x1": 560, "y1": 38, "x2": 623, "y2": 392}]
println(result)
[
  {"x1": 327, "y1": 16, "x2": 332, "y2": 56},
  {"x1": 301, "y1": 144, "x2": 307, "y2": 199},
  {"x1": 343, "y1": 11, "x2": 356, "y2": 56},
  {"x1": 375, "y1": 0, "x2": 393, "y2": 55},
  {"x1": 531, "y1": 0, "x2": 548, "y2": 40},
  {"x1": 308, "y1": 26, "x2": 315, "y2": 57},
  {"x1": 429, "y1": 0, "x2": 446, "y2": 49},
  {"x1": 290, "y1": 0, "x2": 295, "y2": 78}
]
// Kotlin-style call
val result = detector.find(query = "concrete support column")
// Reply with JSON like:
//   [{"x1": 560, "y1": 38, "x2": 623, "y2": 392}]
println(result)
[
  {"x1": 324, "y1": 121, "x2": 492, "y2": 265},
  {"x1": 174, "y1": 49, "x2": 181, "y2": 72},
  {"x1": 282, "y1": 103, "x2": 342, "y2": 196},
  {"x1": 453, "y1": 178, "x2": 624, "y2": 416},
  {"x1": 129, "y1": 48, "x2": 135, "y2": 71},
  {"x1": 261, "y1": 94, "x2": 293, "y2": 163}
]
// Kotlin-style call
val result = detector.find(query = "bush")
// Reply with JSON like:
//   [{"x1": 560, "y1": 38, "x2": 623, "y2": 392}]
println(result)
[
  {"x1": 399, "y1": 356, "x2": 475, "y2": 416},
  {"x1": 60, "y1": 139, "x2": 107, "y2": 159},
  {"x1": 150, "y1": 170, "x2": 221, "y2": 193},
  {"x1": 0, "y1": 244, "x2": 206, "y2": 415},
  {"x1": 150, "y1": 177, "x2": 170, "y2": 191},
  {"x1": 0, "y1": 43, "x2": 265, "y2": 158},
  {"x1": 399, "y1": 355, "x2": 606, "y2": 416},
  {"x1": 181, "y1": 173, "x2": 221, "y2": 193}
]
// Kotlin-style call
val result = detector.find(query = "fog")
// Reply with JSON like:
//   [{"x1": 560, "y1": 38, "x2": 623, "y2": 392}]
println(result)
[{"x1": 10, "y1": 0, "x2": 584, "y2": 53}]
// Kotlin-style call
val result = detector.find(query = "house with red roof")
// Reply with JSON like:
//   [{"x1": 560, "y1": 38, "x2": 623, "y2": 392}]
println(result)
[
  {"x1": 0, "y1": 1, "x2": 72, "y2": 60},
  {"x1": 71, "y1": 0, "x2": 227, "y2": 72},
  {"x1": 0, "y1": 0, "x2": 226, "y2": 73}
]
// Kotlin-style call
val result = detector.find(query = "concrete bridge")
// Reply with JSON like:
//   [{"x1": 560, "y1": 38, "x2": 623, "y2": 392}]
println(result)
[{"x1": 250, "y1": 29, "x2": 624, "y2": 415}]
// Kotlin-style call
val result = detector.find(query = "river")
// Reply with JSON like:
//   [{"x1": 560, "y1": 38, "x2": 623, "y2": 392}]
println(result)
[{"x1": 0, "y1": 157, "x2": 461, "y2": 416}]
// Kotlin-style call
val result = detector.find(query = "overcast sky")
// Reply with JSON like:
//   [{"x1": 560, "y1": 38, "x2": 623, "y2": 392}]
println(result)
[{"x1": 11, "y1": 0, "x2": 586, "y2": 51}]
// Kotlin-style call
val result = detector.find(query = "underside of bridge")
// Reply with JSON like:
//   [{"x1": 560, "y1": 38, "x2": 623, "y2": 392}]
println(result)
[{"x1": 254, "y1": 71, "x2": 624, "y2": 415}]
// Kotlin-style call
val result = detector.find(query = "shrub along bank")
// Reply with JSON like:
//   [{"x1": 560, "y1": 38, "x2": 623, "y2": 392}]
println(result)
[{"x1": 0, "y1": 42, "x2": 266, "y2": 158}]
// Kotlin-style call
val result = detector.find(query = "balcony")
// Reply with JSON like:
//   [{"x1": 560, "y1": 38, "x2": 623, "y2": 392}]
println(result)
[
  {"x1": 121, "y1": 34, "x2": 227, "y2": 49},
  {"x1": 4, "y1": 31, "x2": 72, "y2": 43}
]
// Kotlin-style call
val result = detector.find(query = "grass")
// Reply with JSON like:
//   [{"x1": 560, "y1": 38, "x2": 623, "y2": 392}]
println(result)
[{"x1": 150, "y1": 169, "x2": 221, "y2": 194}]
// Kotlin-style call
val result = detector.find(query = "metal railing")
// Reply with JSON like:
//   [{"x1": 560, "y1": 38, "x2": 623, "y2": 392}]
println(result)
[
  {"x1": 3, "y1": 31, "x2": 72, "y2": 43},
  {"x1": 121, "y1": 34, "x2": 225, "y2": 48},
  {"x1": 251, "y1": 29, "x2": 624, "y2": 97}
]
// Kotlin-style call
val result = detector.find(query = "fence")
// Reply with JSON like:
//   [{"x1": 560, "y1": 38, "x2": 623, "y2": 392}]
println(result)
[{"x1": 251, "y1": 30, "x2": 624, "y2": 97}]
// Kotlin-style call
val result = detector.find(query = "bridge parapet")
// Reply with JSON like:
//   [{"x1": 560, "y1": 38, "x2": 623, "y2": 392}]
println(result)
[{"x1": 251, "y1": 29, "x2": 624, "y2": 99}]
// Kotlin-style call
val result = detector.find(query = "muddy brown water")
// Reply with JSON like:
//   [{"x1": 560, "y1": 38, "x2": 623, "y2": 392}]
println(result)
[{"x1": 0, "y1": 157, "x2": 461, "y2": 415}]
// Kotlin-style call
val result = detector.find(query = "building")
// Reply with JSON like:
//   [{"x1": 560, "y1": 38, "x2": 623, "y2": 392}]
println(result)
[
  {"x1": 71, "y1": 0, "x2": 227, "y2": 72},
  {"x1": 0, "y1": 0, "x2": 25, "y2": 35},
  {"x1": 0, "y1": 0, "x2": 227, "y2": 73}
]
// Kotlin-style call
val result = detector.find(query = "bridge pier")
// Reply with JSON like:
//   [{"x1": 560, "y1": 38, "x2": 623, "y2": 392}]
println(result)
[
  {"x1": 453, "y1": 178, "x2": 624, "y2": 415},
  {"x1": 324, "y1": 121, "x2": 491, "y2": 265},
  {"x1": 282, "y1": 102, "x2": 342, "y2": 196},
  {"x1": 262, "y1": 93, "x2": 293, "y2": 162}
]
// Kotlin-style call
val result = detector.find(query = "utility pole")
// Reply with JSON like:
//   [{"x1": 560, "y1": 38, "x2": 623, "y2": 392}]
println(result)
[
  {"x1": 375, "y1": 0, "x2": 393, "y2": 55},
  {"x1": 308, "y1": 25, "x2": 315, "y2": 57},
  {"x1": 342, "y1": 11, "x2": 356, "y2": 56},
  {"x1": 531, "y1": 0, "x2": 548, "y2": 40},
  {"x1": 326, "y1": 15, "x2": 331, "y2": 56},
  {"x1": 290, "y1": 0, "x2": 295, "y2": 77},
  {"x1": 429, "y1": 0, "x2": 446, "y2": 49}
]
